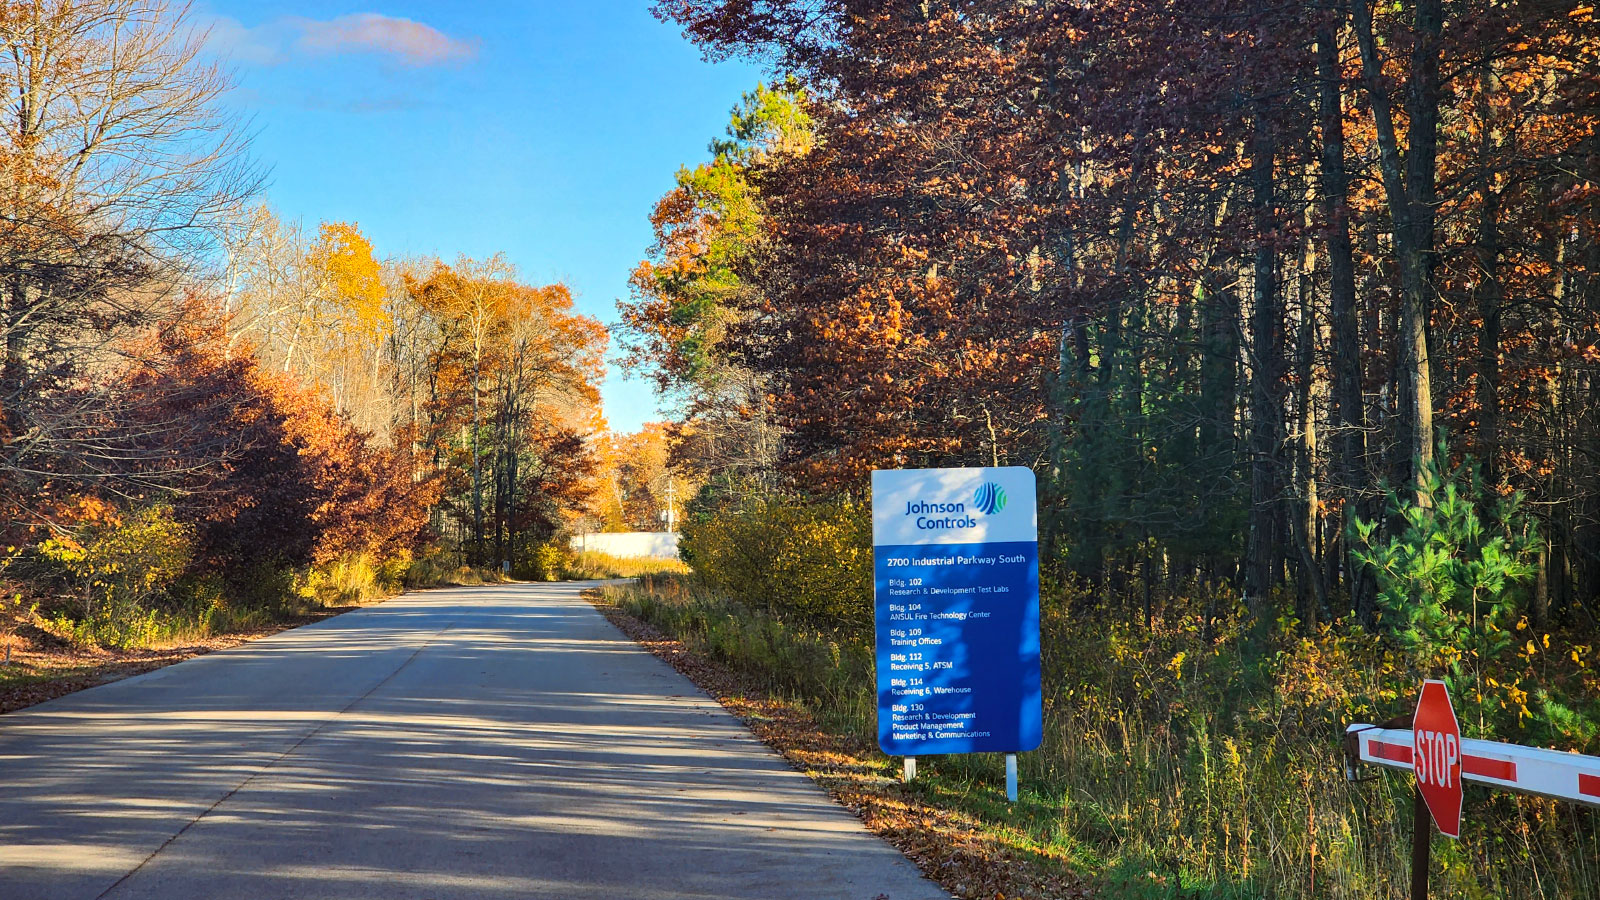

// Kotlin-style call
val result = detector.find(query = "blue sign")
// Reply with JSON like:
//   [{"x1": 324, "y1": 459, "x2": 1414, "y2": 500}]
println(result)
[{"x1": 872, "y1": 467, "x2": 1042, "y2": 757}]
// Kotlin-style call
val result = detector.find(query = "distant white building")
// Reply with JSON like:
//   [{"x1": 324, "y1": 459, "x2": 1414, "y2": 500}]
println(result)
[{"x1": 570, "y1": 532, "x2": 680, "y2": 560}]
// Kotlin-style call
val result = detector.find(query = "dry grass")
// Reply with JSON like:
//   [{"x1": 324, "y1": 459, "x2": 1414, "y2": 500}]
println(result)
[
  {"x1": 592, "y1": 575, "x2": 1600, "y2": 900},
  {"x1": 563, "y1": 550, "x2": 689, "y2": 580}
]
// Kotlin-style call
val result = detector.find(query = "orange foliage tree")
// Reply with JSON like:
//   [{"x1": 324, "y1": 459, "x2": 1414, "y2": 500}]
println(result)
[
  {"x1": 403, "y1": 260, "x2": 607, "y2": 566},
  {"x1": 653, "y1": 0, "x2": 1600, "y2": 628},
  {"x1": 117, "y1": 316, "x2": 436, "y2": 580}
]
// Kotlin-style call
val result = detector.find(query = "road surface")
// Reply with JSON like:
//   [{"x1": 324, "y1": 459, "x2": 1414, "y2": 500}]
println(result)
[{"x1": 0, "y1": 581, "x2": 946, "y2": 900}]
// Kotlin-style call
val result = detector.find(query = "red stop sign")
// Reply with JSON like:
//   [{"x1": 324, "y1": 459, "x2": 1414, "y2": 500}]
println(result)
[{"x1": 1413, "y1": 679, "x2": 1463, "y2": 838}]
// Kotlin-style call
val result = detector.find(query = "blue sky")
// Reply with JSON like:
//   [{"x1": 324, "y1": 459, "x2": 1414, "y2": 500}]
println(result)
[{"x1": 199, "y1": 2, "x2": 764, "y2": 433}]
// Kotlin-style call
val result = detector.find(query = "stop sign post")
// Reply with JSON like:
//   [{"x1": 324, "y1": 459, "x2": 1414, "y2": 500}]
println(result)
[
  {"x1": 1346, "y1": 677, "x2": 1600, "y2": 900},
  {"x1": 1409, "y1": 679, "x2": 1462, "y2": 900},
  {"x1": 1413, "y1": 679, "x2": 1463, "y2": 838}
]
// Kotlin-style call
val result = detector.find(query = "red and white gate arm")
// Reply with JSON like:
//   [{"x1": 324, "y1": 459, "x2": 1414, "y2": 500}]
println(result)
[{"x1": 1345, "y1": 723, "x2": 1600, "y2": 808}]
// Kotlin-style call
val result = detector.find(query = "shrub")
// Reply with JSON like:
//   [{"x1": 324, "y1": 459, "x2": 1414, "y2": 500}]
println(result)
[
  {"x1": 36, "y1": 505, "x2": 194, "y2": 648},
  {"x1": 222, "y1": 560, "x2": 299, "y2": 615},
  {"x1": 302, "y1": 552, "x2": 408, "y2": 606},
  {"x1": 373, "y1": 551, "x2": 412, "y2": 593},
  {"x1": 402, "y1": 546, "x2": 506, "y2": 589},
  {"x1": 402, "y1": 549, "x2": 455, "y2": 589},
  {"x1": 529, "y1": 542, "x2": 567, "y2": 581},
  {"x1": 1352, "y1": 455, "x2": 1543, "y2": 736},
  {"x1": 680, "y1": 497, "x2": 871, "y2": 626}
]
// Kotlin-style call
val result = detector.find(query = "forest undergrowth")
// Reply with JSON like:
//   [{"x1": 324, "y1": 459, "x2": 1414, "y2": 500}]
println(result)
[
  {"x1": 608, "y1": 572, "x2": 1600, "y2": 899},
  {"x1": 607, "y1": 474, "x2": 1600, "y2": 900}
]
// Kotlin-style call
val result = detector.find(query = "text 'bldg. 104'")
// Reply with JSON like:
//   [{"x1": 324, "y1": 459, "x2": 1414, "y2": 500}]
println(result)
[{"x1": 872, "y1": 466, "x2": 1043, "y2": 758}]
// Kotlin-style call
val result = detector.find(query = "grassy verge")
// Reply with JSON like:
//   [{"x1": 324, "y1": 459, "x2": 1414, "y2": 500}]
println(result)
[
  {"x1": 594, "y1": 574, "x2": 1600, "y2": 900},
  {"x1": 0, "y1": 549, "x2": 512, "y2": 714},
  {"x1": 401, "y1": 553, "x2": 515, "y2": 590},
  {"x1": 561, "y1": 550, "x2": 690, "y2": 580}
]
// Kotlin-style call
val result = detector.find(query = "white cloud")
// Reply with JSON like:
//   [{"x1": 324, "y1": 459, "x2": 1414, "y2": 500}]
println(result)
[{"x1": 209, "y1": 12, "x2": 478, "y2": 68}]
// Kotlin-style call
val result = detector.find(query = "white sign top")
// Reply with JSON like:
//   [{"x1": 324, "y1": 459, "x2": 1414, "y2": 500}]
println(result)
[{"x1": 871, "y1": 466, "x2": 1038, "y2": 546}]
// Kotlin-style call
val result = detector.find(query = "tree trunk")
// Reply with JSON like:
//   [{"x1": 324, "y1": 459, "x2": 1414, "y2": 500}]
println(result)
[
  {"x1": 493, "y1": 382, "x2": 507, "y2": 570},
  {"x1": 1353, "y1": 0, "x2": 1443, "y2": 503},
  {"x1": 1574, "y1": 131, "x2": 1600, "y2": 614},
  {"x1": 1295, "y1": 163, "x2": 1328, "y2": 629},
  {"x1": 1246, "y1": 107, "x2": 1284, "y2": 615},
  {"x1": 1473, "y1": 90, "x2": 1504, "y2": 489},
  {"x1": 1317, "y1": 15, "x2": 1376, "y2": 622},
  {"x1": 472, "y1": 356, "x2": 484, "y2": 566},
  {"x1": 1399, "y1": 0, "x2": 1443, "y2": 496}
]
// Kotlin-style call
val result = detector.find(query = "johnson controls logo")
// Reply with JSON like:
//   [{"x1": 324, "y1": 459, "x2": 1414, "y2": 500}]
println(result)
[
  {"x1": 904, "y1": 481, "x2": 1007, "y2": 530},
  {"x1": 973, "y1": 482, "x2": 1007, "y2": 515}
]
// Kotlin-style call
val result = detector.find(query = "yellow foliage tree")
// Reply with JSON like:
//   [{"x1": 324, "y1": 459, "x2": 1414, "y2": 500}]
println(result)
[{"x1": 311, "y1": 222, "x2": 389, "y2": 344}]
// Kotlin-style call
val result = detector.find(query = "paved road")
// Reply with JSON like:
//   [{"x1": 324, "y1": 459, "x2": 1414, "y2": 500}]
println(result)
[{"x1": 0, "y1": 581, "x2": 946, "y2": 900}]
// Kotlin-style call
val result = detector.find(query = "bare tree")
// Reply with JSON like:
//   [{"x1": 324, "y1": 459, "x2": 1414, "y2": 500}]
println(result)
[{"x1": 0, "y1": 0, "x2": 259, "y2": 515}]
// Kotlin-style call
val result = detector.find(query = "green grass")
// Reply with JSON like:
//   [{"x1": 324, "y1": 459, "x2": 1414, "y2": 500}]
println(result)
[{"x1": 0, "y1": 662, "x2": 86, "y2": 689}]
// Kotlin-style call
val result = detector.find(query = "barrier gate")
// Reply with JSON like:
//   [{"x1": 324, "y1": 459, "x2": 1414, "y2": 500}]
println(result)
[{"x1": 1345, "y1": 679, "x2": 1600, "y2": 900}]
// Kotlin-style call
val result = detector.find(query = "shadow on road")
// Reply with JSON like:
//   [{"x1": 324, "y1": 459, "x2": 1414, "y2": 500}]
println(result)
[{"x1": 0, "y1": 583, "x2": 945, "y2": 900}]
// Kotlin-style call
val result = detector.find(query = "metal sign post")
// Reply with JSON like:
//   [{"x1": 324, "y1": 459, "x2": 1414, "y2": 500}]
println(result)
[
  {"x1": 1346, "y1": 679, "x2": 1600, "y2": 899},
  {"x1": 1409, "y1": 782, "x2": 1430, "y2": 900},
  {"x1": 872, "y1": 466, "x2": 1043, "y2": 802}
]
